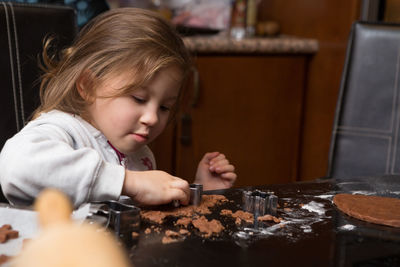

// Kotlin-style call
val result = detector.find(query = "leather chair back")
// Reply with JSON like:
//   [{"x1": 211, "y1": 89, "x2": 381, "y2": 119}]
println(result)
[
  {"x1": 327, "y1": 21, "x2": 400, "y2": 178},
  {"x1": 0, "y1": 2, "x2": 77, "y2": 202}
]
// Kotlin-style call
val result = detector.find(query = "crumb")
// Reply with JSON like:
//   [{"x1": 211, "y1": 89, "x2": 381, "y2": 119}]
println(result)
[
  {"x1": 299, "y1": 203, "x2": 304, "y2": 207},
  {"x1": 192, "y1": 216, "x2": 224, "y2": 238},
  {"x1": 179, "y1": 229, "x2": 190, "y2": 235},
  {"x1": 0, "y1": 224, "x2": 19, "y2": 243},
  {"x1": 220, "y1": 209, "x2": 233, "y2": 216},
  {"x1": 193, "y1": 195, "x2": 229, "y2": 215},
  {"x1": 141, "y1": 211, "x2": 168, "y2": 224},
  {"x1": 202, "y1": 195, "x2": 228, "y2": 206},
  {"x1": 131, "y1": 232, "x2": 139, "y2": 238},
  {"x1": 161, "y1": 230, "x2": 183, "y2": 244},
  {"x1": 175, "y1": 217, "x2": 192, "y2": 228},
  {"x1": 162, "y1": 236, "x2": 180, "y2": 244},
  {"x1": 257, "y1": 214, "x2": 274, "y2": 222},
  {"x1": 257, "y1": 214, "x2": 282, "y2": 224},
  {"x1": 232, "y1": 210, "x2": 254, "y2": 224},
  {"x1": 141, "y1": 194, "x2": 229, "y2": 239},
  {"x1": 165, "y1": 230, "x2": 180, "y2": 238},
  {"x1": 220, "y1": 209, "x2": 254, "y2": 224},
  {"x1": 141, "y1": 195, "x2": 227, "y2": 224},
  {"x1": 172, "y1": 205, "x2": 196, "y2": 217},
  {"x1": 235, "y1": 217, "x2": 241, "y2": 225}
]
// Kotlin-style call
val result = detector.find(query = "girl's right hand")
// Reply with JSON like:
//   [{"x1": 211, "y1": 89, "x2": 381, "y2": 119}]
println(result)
[{"x1": 122, "y1": 170, "x2": 190, "y2": 206}]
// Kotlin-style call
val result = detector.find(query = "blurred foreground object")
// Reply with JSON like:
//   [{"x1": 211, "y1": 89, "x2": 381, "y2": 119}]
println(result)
[{"x1": 12, "y1": 189, "x2": 130, "y2": 267}]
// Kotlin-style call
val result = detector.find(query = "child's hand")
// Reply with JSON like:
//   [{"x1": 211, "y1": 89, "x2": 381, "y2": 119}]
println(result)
[
  {"x1": 122, "y1": 170, "x2": 190, "y2": 205},
  {"x1": 194, "y1": 152, "x2": 237, "y2": 190}
]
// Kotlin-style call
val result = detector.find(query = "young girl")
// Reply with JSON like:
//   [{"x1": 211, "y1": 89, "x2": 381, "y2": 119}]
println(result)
[{"x1": 0, "y1": 8, "x2": 236, "y2": 207}]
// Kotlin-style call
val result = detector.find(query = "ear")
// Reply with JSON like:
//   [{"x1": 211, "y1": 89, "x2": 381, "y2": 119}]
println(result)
[{"x1": 76, "y1": 70, "x2": 94, "y2": 102}]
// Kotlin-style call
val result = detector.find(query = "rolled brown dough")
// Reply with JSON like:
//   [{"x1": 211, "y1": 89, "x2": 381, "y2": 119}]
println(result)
[{"x1": 333, "y1": 193, "x2": 400, "y2": 227}]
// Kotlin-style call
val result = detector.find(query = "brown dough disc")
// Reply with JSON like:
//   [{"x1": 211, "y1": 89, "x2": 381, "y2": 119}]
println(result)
[{"x1": 333, "y1": 193, "x2": 400, "y2": 227}]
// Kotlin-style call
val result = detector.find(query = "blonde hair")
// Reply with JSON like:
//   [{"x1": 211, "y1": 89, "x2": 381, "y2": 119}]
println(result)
[{"x1": 33, "y1": 8, "x2": 191, "y2": 119}]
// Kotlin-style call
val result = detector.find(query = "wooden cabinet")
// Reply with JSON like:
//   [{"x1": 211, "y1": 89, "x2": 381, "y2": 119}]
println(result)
[
  {"x1": 151, "y1": 37, "x2": 317, "y2": 187},
  {"x1": 177, "y1": 55, "x2": 309, "y2": 186},
  {"x1": 152, "y1": 0, "x2": 362, "y2": 185},
  {"x1": 258, "y1": 0, "x2": 362, "y2": 180}
]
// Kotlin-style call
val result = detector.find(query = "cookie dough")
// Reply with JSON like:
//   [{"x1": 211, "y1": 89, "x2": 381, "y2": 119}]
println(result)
[{"x1": 333, "y1": 193, "x2": 400, "y2": 227}]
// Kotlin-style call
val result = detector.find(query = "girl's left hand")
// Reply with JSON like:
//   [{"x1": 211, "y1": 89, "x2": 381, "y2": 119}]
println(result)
[{"x1": 194, "y1": 152, "x2": 237, "y2": 190}]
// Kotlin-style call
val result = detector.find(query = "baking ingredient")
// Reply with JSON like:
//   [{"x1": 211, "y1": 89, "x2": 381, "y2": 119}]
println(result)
[
  {"x1": 192, "y1": 216, "x2": 224, "y2": 238},
  {"x1": 333, "y1": 193, "x2": 400, "y2": 227},
  {"x1": 0, "y1": 224, "x2": 18, "y2": 243}
]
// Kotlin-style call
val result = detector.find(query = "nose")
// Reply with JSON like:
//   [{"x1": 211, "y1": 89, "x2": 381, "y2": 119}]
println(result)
[{"x1": 140, "y1": 105, "x2": 158, "y2": 126}]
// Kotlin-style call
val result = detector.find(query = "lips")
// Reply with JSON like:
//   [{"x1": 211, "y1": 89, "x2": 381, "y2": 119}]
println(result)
[
  {"x1": 134, "y1": 132, "x2": 148, "y2": 138},
  {"x1": 131, "y1": 133, "x2": 149, "y2": 143}
]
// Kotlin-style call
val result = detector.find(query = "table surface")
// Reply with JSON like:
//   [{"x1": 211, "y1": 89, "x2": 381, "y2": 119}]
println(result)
[{"x1": 124, "y1": 176, "x2": 400, "y2": 267}]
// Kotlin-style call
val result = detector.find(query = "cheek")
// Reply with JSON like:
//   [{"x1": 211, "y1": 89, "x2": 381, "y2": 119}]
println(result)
[
  {"x1": 101, "y1": 100, "x2": 136, "y2": 128},
  {"x1": 113, "y1": 104, "x2": 139, "y2": 128}
]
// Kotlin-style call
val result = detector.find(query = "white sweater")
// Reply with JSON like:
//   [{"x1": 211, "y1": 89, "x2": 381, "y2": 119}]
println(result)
[{"x1": 0, "y1": 110, "x2": 156, "y2": 207}]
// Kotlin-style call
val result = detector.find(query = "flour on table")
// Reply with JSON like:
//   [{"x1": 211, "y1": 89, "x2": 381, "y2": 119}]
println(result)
[
  {"x1": 338, "y1": 224, "x2": 356, "y2": 231},
  {"x1": 301, "y1": 201, "x2": 326, "y2": 216}
]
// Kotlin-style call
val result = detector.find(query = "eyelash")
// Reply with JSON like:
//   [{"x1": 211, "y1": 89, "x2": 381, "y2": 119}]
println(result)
[
  {"x1": 132, "y1": 96, "x2": 146, "y2": 104},
  {"x1": 160, "y1": 106, "x2": 171, "y2": 112},
  {"x1": 132, "y1": 96, "x2": 171, "y2": 112}
]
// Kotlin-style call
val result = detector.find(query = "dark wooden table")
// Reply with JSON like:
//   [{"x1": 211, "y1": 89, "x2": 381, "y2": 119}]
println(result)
[{"x1": 125, "y1": 177, "x2": 400, "y2": 267}]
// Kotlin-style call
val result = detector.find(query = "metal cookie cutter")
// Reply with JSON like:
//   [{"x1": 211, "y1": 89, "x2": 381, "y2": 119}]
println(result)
[
  {"x1": 190, "y1": 183, "x2": 203, "y2": 206},
  {"x1": 91, "y1": 200, "x2": 141, "y2": 243},
  {"x1": 172, "y1": 183, "x2": 203, "y2": 207},
  {"x1": 242, "y1": 190, "x2": 278, "y2": 217}
]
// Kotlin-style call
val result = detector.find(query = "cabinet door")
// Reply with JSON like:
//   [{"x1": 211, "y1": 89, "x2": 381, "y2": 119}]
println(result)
[{"x1": 173, "y1": 55, "x2": 309, "y2": 187}]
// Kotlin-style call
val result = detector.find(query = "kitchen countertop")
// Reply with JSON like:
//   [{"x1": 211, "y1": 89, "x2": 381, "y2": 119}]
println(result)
[{"x1": 182, "y1": 34, "x2": 319, "y2": 54}]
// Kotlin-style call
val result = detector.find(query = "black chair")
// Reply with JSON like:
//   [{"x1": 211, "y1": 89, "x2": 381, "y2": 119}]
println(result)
[
  {"x1": 0, "y1": 2, "x2": 78, "y2": 202},
  {"x1": 327, "y1": 21, "x2": 400, "y2": 179}
]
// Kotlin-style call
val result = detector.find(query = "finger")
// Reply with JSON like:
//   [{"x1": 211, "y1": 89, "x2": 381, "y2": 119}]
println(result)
[
  {"x1": 210, "y1": 161, "x2": 233, "y2": 172},
  {"x1": 209, "y1": 154, "x2": 227, "y2": 165},
  {"x1": 203, "y1": 152, "x2": 220, "y2": 162},
  {"x1": 170, "y1": 188, "x2": 190, "y2": 205},
  {"x1": 216, "y1": 178, "x2": 235, "y2": 189},
  {"x1": 170, "y1": 178, "x2": 190, "y2": 204},
  {"x1": 221, "y1": 172, "x2": 237, "y2": 183},
  {"x1": 210, "y1": 158, "x2": 229, "y2": 168},
  {"x1": 170, "y1": 178, "x2": 189, "y2": 189}
]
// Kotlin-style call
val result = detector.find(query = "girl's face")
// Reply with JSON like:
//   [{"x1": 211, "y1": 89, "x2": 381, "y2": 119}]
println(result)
[{"x1": 85, "y1": 66, "x2": 182, "y2": 155}]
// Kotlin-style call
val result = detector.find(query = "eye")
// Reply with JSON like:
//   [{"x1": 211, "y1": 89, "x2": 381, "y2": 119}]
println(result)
[
  {"x1": 132, "y1": 95, "x2": 146, "y2": 104},
  {"x1": 160, "y1": 105, "x2": 171, "y2": 112}
]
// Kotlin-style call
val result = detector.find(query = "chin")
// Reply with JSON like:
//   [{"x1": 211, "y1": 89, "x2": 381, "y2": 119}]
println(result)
[{"x1": 125, "y1": 145, "x2": 145, "y2": 155}]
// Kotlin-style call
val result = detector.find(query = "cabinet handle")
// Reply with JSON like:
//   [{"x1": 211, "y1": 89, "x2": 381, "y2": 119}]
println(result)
[
  {"x1": 191, "y1": 67, "x2": 200, "y2": 107},
  {"x1": 180, "y1": 113, "x2": 192, "y2": 146}
]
